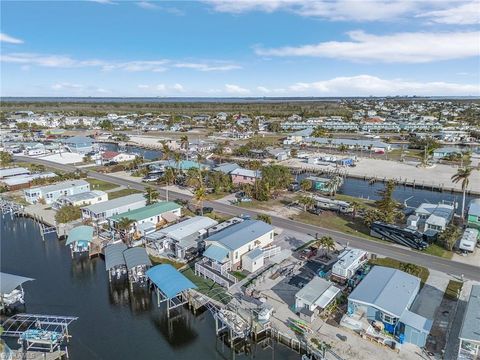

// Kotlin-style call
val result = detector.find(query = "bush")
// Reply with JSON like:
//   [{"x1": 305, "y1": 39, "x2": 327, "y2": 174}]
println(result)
[{"x1": 55, "y1": 205, "x2": 81, "y2": 224}]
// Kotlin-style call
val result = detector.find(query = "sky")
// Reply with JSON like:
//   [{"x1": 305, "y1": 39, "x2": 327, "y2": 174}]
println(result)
[{"x1": 1, "y1": 0, "x2": 479, "y2": 97}]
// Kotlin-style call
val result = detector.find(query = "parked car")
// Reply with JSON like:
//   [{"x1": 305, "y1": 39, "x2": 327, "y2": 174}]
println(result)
[{"x1": 196, "y1": 206, "x2": 213, "y2": 215}]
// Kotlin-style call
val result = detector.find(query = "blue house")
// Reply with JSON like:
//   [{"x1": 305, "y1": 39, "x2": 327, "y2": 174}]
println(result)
[
  {"x1": 63, "y1": 136, "x2": 95, "y2": 154},
  {"x1": 347, "y1": 266, "x2": 432, "y2": 348}
]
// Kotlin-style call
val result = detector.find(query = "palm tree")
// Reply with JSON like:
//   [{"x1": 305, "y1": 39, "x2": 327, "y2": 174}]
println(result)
[
  {"x1": 326, "y1": 175, "x2": 342, "y2": 196},
  {"x1": 144, "y1": 186, "x2": 159, "y2": 205},
  {"x1": 180, "y1": 135, "x2": 189, "y2": 160},
  {"x1": 256, "y1": 214, "x2": 272, "y2": 224},
  {"x1": 160, "y1": 141, "x2": 171, "y2": 160},
  {"x1": 193, "y1": 186, "x2": 207, "y2": 215},
  {"x1": 318, "y1": 236, "x2": 336, "y2": 257},
  {"x1": 451, "y1": 166, "x2": 472, "y2": 219},
  {"x1": 186, "y1": 168, "x2": 202, "y2": 189},
  {"x1": 351, "y1": 200, "x2": 361, "y2": 219},
  {"x1": 299, "y1": 195, "x2": 315, "y2": 212},
  {"x1": 163, "y1": 167, "x2": 176, "y2": 201},
  {"x1": 116, "y1": 217, "x2": 135, "y2": 244},
  {"x1": 173, "y1": 151, "x2": 182, "y2": 174}
]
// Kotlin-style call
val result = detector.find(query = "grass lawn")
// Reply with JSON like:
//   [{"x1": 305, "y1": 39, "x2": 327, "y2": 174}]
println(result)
[
  {"x1": 293, "y1": 211, "x2": 377, "y2": 241},
  {"x1": 86, "y1": 178, "x2": 119, "y2": 191},
  {"x1": 422, "y1": 244, "x2": 453, "y2": 259},
  {"x1": 369, "y1": 257, "x2": 430, "y2": 285},
  {"x1": 149, "y1": 255, "x2": 185, "y2": 269},
  {"x1": 444, "y1": 280, "x2": 463, "y2": 300},
  {"x1": 231, "y1": 271, "x2": 247, "y2": 281},
  {"x1": 181, "y1": 266, "x2": 232, "y2": 304},
  {"x1": 205, "y1": 211, "x2": 231, "y2": 222},
  {"x1": 334, "y1": 194, "x2": 375, "y2": 209},
  {"x1": 107, "y1": 188, "x2": 142, "y2": 199}
]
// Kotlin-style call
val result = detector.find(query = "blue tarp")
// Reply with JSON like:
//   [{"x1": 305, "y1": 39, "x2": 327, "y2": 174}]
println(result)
[
  {"x1": 203, "y1": 245, "x2": 229, "y2": 263},
  {"x1": 146, "y1": 264, "x2": 196, "y2": 299}
]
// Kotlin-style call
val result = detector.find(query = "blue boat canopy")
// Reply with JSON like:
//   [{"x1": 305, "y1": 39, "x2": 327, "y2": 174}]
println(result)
[
  {"x1": 0, "y1": 272, "x2": 34, "y2": 294},
  {"x1": 203, "y1": 245, "x2": 229, "y2": 263},
  {"x1": 146, "y1": 264, "x2": 196, "y2": 299},
  {"x1": 66, "y1": 226, "x2": 94, "y2": 246}
]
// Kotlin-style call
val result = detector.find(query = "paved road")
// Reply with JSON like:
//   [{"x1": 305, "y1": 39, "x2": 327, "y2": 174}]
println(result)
[{"x1": 15, "y1": 156, "x2": 480, "y2": 281}]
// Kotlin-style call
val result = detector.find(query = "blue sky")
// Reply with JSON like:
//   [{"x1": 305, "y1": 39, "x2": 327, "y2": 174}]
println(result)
[{"x1": 1, "y1": 0, "x2": 479, "y2": 97}]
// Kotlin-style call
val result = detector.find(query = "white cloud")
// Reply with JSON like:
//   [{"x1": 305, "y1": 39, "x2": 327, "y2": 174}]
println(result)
[
  {"x1": 51, "y1": 82, "x2": 84, "y2": 90},
  {"x1": 174, "y1": 62, "x2": 241, "y2": 71},
  {"x1": 1, "y1": 53, "x2": 239, "y2": 72},
  {"x1": 0, "y1": 33, "x2": 24, "y2": 44},
  {"x1": 173, "y1": 83, "x2": 185, "y2": 92},
  {"x1": 417, "y1": 1, "x2": 480, "y2": 25},
  {"x1": 225, "y1": 84, "x2": 250, "y2": 94},
  {"x1": 255, "y1": 30, "x2": 480, "y2": 63},
  {"x1": 205, "y1": 0, "x2": 419, "y2": 21},
  {"x1": 286, "y1": 75, "x2": 479, "y2": 96},
  {"x1": 257, "y1": 86, "x2": 286, "y2": 94},
  {"x1": 89, "y1": 0, "x2": 117, "y2": 4},
  {"x1": 137, "y1": 1, "x2": 159, "y2": 10}
]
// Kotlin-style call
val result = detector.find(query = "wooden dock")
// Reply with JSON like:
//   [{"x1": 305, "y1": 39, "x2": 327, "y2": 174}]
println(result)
[{"x1": 11, "y1": 349, "x2": 67, "y2": 360}]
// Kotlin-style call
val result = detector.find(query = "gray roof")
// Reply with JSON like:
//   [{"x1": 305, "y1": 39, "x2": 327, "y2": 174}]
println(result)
[
  {"x1": 155, "y1": 216, "x2": 218, "y2": 241},
  {"x1": 348, "y1": 266, "x2": 420, "y2": 317},
  {"x1": 469, "y1": 199, "x2": 480, "y2": 217},
  {"x1": 59, "y1": 190, "x2": 106, "y2": 203},
  {"x1": 104, "y1": 243, "x2": 127, "y2": 271},
  {"x1": 123, "y1": 247, "x2": 152, "y2": 270},
  {"x1": 82, "y1": 193, "x2": 146, "y2": 214},
  {"x1": 0, "y1": 167, "x2": 30, "y2": 179},
  {"x1": 0, "y1": 272, "x2": 34, "y2": 294},
  {"x1": 305, "y1": 137, "x2": 390, "y2": 149},
  {"x1": 63, "y1": 135, "x2": 94, "y2": 145},
  {"x1": 206, "y1": 220, "x2": 274, "y2": 251},
  {"x1": 27, "y1": 179, "x2": 89, "y2": 193},
  {"x1": 245, "y1": 248, "x2": 263, "y2": 261},
  {"x1": 214, "y1": 163, "x2": 241, "y2": 174},
  {"x1": 399, "y1": 309, "x2": 432, "y2": 333},
  {"x1": 459, "y1": 285, "x2": 480, "y2": 343},
  {"x1": 230, "y1": 168, "x2": 261, "y2": 178}
]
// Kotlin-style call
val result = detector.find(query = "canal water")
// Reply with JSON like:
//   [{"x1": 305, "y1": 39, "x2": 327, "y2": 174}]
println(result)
[
  {"x1": 0, "y1": 216, "x2": 298, "y2": 360},
  {"x1": 101, "y1": 142, "x2": 478, "y2": 213}
]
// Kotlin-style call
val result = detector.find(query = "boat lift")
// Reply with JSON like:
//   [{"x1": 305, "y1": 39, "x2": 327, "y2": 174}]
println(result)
[{"x1": 1, "y1": 313, "x2": 78, "y2": 356}]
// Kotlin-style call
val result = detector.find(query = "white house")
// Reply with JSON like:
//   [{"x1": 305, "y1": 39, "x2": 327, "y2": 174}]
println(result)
[
  {"x1": 295, "y1": 277, "x2": 341, "y2": 319},
  {"x1": 54, "y1": 190, "x2": 108, "y2": 210},
  {"x1": 81, "y1": 193, "x2": 147, "y2": 224},
  {"x1": 24, "y1": 180, "x2": 90, "y2": 205},
  {"x1": 331, "y1": 248, "x2": 369, "y2": 283},
  {"x1": 242, "y1": 248, "x2": 264, "y2": 273}
]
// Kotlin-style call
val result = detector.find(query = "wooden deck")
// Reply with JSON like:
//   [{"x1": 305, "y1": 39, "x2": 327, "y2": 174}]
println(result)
[{"x1": 11, "y1": 349, "x2": 66, "y2": 360}]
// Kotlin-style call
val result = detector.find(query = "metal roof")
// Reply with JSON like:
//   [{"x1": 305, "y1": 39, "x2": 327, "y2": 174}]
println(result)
[
  {"x1": 104, "y1": 243, "x2": 127, "y2": 271},
  {"x1": 63, "y1": 135, "x2": 94, "y2": 145},
  {"x1": 214, "y1": 163, "x2": 241, "y2": 174},
  {"x1": 123, "y1": 247, "x2": 152, "y2": 270},
  {"x1": 295, "y1": 277, "x2": 340, "y2": 308},
  {"x1": 66, "y1": 226, "x2": 94, "y2": 246},
  {"x1": 459, "y1": 285, "x2": 480, "y2": 343},
  {"x1": 0, "y1": 272, "x2": 34, "y2": 294},
  {"x1": 82, "y1": 193, "x2": 145, "y2": 214},
  {"x1": 348, "y1": 266, "x2": 420, "y2": 318},
  {"x1": 26, "y1": 180, "x2": 90, "y2": 194},
  {"x1": 59, "y1": 190, "x2": 106, "y2": 203},
  {"x1": 469, "y1": 199, "x2": 480, "y2": 217},
  {"x1": 399, "y1": 309, "x2": 432, "y2": 333},
  {"x1": 203, "y1": 244, "x2": 229, "y2": 263},
  {"x1": 230, "y1": 168, "x2": 261, "y2": 178},
  {"x1": 205, "y1": 220, "x2": 274, "y2": 251},
  {"x1": 109, "y1": 201, "x2": 181, "y2": 222},
  {"x1": 156, "y1": 216, "x2": 218, "y2": 241},
  {"x1": 0, "y1": 167, "x2": 30, "y2": 179},
  {"x1": 146, "y1": 264, "x2": 197, "y2": 299},
  {"x1": 244, "y1": 248, "x2": 263, "y2": 261}
]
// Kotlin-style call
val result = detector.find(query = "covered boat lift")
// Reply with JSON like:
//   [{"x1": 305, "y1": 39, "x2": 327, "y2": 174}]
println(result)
[
  {"x1": 146, "y1": 264, "x2": 197, "y2": 317},
  {"x1": 104, "y1": 243, "x2": 128, "y2": 282},
  {"x1": 1, "y1": 313, "x2": 77, "y2": 355},
  {"x1": 65, "y1": 225, "x2": 94, "y2": 257},
  {"x1": 123, "y1": 247, "x2": 152, "y2": 289},
  {"x1": 0, "y1": 272, "x2": 34, "y2": 311}
]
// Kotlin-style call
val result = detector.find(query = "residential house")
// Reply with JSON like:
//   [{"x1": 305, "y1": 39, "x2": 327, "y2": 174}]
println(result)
[
  {"x1": 81, "y1": 193, "x2": 147, "y2": 224},
  {"x1": 331, "y1": 248, "x2": 369, "y2": 284},
  {"x1": 295, "y1": 277, "x2": 341, "y2": 322},
  {"x1": 102, "y1": 151, "x2": 137, "y2": 164},
  {"x1": 63, "y1": 136, "x2": 95, "y2": 154},
  {"x1": 146, "y1": 216, "x2": 218, "y2": 261},
  {"x1": 433, "y1": 147, "x2": 463, "y2": 159},
  {"x1": 0, "y1": 167, "x2": 30, "y2": 179},
  {"x1": 2, "y1": 172, "x2": 57, "y2": 191},
  {"x1": 457, "y1": 285, "x2": 480, "y2": 360},
  {"x1": 24, "y1": 180, "x2": 90, "y2": 205},
  {"x1": 203, "y1": 220, "x2": 274, "y2": 270},
  {"x1": 54, "y1": 190, "x2": 108, "y2": 210},
  {"x1": 347, "y1": 266, "x2": 432, "y2": 347},
  {"x1": 230, "y1": 168, "x2": 261, "y2": 186},
  {"x1": 108, "y1": 201, "x2": 182, "y2": 237},
  {"x1": 414, "y1": 203, "x2": 455, "y2": 233},
  {"x1": 305, "y1": 137, "x2": 392, "y2": 152},
  {"x1": 213, "y1": 162, "x2": 241, "y2": 175}
]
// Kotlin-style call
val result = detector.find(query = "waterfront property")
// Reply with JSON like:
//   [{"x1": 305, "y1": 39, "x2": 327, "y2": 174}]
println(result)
[
  {"x1": 0, "y1": 272, "x2": 34, "y2": 310},
  {"x1": 54, "y1": 190, "x2": 108, "y2": 210},
  {"x1": 347, "y1": 266, "x2": 432, "y2": 348},
  {"x1": 145, "y1": 216, "x2": 218, "y2": 261},
  {"x1": 146, "y1": 264, "x2": 197, "y2": 316},
  {"x1": 123, "y1": 247, "x2": 152, "y2": 287},
  {"x1": 294, "y1": 277, "x2": 341, "y2": 322},
  {"x1": 313, "y1": 195, "x2": 353, "y2": 213},
  {"x1": 81, "y1": 193, "x2": 147, "y2": 224},
  {"x1": 101, "y1": 151, "x2": 137, "y2": 164},
  {"x1": 104, "y1": 243, "x2": 128, "y2": 281},
  {"x1": 108, "y1": 201, "x2": 182, "y2": 237},
  {"x1": 65, "y1": 225, "x2": 94, "y2": 256},
  {"x1": 62, "y1": 135, "x2": 94, "y2": 154},
  {"x1": 458, "y1": 285, "x2": 480, "y2": 360},
  {"x1": 304, "y1": 137, "x2": 392, "y2": 153},
  {"x1": 230, "y1": 168, "x2": 261, "y2": 186},
  {"x1": 331, "y1": 248, "x2": 369, "y2": 284},
  {"x1": 203, "y1": 220, "x2": 275, "y2": 270},
  {"x1": 24, "y1": 180, "x2": 90, "y2": 205},
  {"x1": 467, "y1": 199, "x2": 480, "y2": 230},
  {"x1": 413, "y1": 202, "x2": 455, "y2": 233}
]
